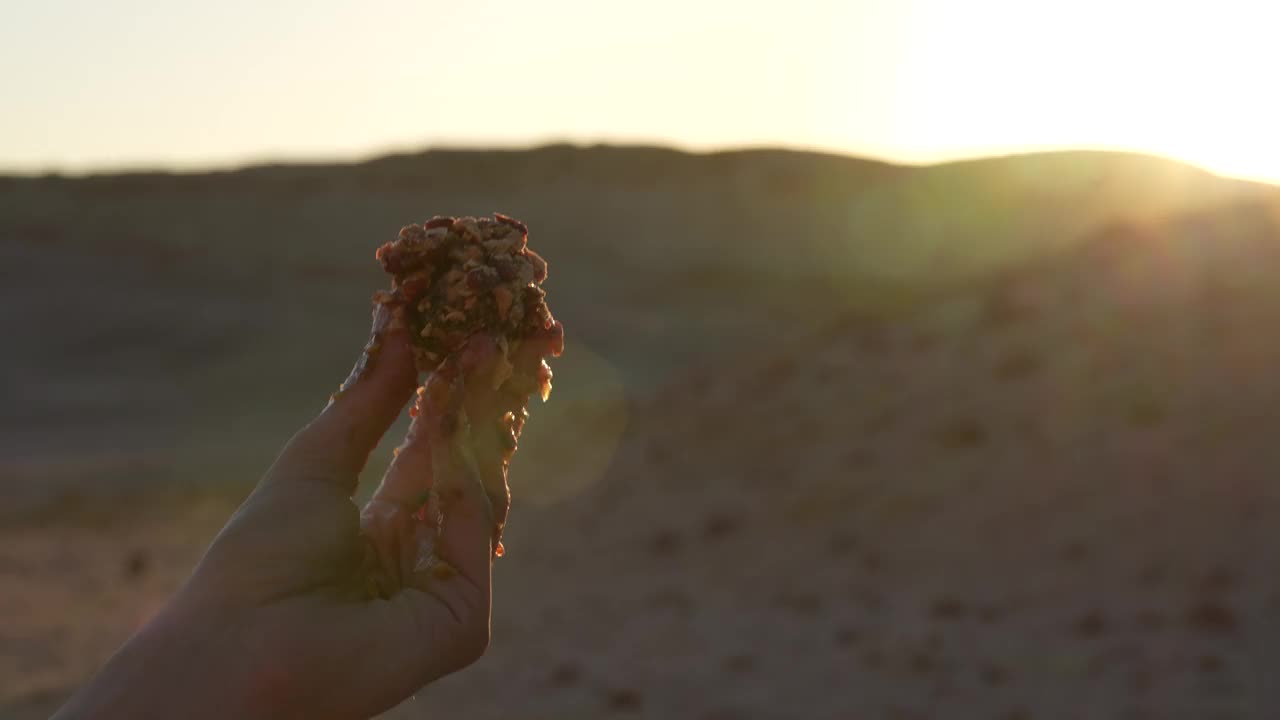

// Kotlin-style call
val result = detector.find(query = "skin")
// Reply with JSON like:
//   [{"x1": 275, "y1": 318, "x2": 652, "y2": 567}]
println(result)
[
  {"x1": 362, "y1": 324, "x2": 560, "y2": 594},
  {"x1": 53, "y1": 307, "x2": 555, "y2": 720}
]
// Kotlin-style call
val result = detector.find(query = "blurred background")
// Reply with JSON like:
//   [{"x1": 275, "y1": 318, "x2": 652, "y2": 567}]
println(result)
[{"x1": 4, "y1": 1, "x2": 1280, "y2": 718}]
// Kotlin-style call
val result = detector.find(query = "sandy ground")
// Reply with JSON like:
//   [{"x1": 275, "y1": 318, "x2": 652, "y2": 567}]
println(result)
[
  {"x1": 0, "y1": 503, "x2": 232, "y2": 719},
  {"x1": 11, "y1": 214, "x2": 1280, "y2": 718},
  {"x1": 6, "y1": 149, "x2": 1280, "y2": 718}
]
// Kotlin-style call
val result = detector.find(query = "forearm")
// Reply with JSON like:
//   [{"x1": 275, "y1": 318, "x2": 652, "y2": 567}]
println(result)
[{"x1": 53, "y1": 604, "x2": 255, "y2": 720}]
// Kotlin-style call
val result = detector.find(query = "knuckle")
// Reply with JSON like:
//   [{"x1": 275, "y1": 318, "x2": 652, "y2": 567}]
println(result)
[{"x1": 416, "y1": 584, "x2": 491, "y2": 670}]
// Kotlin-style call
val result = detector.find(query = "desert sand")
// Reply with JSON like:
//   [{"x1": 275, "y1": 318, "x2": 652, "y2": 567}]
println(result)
[{"x1": 3, "y1": 145, "x2": 1279, "y2": 718}]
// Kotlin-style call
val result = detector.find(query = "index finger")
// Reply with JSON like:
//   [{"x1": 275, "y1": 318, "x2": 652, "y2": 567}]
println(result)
[{"x1": 477, "y1": 322, "x2": 565, "y2": 536}]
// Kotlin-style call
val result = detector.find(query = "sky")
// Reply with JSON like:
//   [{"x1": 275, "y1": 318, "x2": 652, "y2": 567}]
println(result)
[{"x1": 3, "y1": 0, "x2": 1278, "y2": 182}]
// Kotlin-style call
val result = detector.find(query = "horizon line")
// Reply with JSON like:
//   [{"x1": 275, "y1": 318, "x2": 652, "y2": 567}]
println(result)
[{"x1": 1, "y1": 138, "x2": 1275, "y2": 188}]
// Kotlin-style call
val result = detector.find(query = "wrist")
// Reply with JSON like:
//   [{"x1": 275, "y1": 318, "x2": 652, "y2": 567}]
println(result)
[{"x1": 53, "y1": 600, "x2": 255, "y2": 720}]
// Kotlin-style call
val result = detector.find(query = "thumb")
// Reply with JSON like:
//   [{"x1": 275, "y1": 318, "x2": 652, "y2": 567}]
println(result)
[{"x1": 266, "y1": 304, "x2": 418, "y2": 496}]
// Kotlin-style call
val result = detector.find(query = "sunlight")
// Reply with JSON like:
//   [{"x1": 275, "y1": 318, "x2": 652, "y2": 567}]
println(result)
[
  {"x1": 2, "y1": 0, "x2": 1278, "y2": 180},
  {"x1": 875, "y1": 0, "x2": 1280, "y2": 183},
  {"x1": 511, "y1": 338, "x2": 628, "y2": 507}
]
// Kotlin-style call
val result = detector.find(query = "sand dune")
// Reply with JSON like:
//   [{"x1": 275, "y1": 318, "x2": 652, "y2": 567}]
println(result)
[{"x1": 3, "y1": 147, "x2": 1279, "y2": 717}]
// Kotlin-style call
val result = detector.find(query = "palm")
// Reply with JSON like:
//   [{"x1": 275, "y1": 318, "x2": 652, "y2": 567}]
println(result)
[
  {"x1": 188, "y1": 502, "x2": 482, "y2": 720},
  {"x1": 199, "y1": 481, "x2": 370, "y2": 602}
]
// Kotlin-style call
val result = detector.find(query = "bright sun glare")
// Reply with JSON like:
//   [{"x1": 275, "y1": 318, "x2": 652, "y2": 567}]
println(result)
[
  {"x1": 0, "y1": 0, "x2": 1277, "y2": 181},
  {"x1": 880, "y1": 0, "x2": 1280, "y2": 183}
]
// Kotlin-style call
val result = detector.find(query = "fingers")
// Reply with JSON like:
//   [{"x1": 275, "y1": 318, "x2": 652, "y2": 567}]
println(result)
[
  {"x1": 429, "y1": 327, "x2": 558, "y2": 544},
  {"x1": 374, "y1": 333, "x2": 504, "y2": 522},
  {"x1": 415, "y1": 367, "x2": 496, "y2": 588},
  {"x1": 361, "y1": 323, "x2": 563, "y2": 592},
  {"x1": 374, "y1": 375, "x2": 495, "y2": 683},
  {"x1": 267, "y1": 305, "x2": 418, "y2": 495},
  {"x1": 350, "y1": 372, "x2": 493, "y2": 703},
  {"x1": 343, "y1": 328, "x2": 566, "y2": 704},
  {"x1": 358, "y1": 333, "x2": 506, "y2": 605},
  {"x1": 367, "y1": 351, "x2": 500, "y2": 575},
  {"x1": 397, "y1": 511, "x2": 419, "y2": 586},
  {"x1": 486, "y1": 322, "x2": 566, "y2": 532},
  {"x1": 453, "y1": 336, "x2": 513, "y2": 538},
  {"x1": 360, "y1": 499, "x2": 415, "y2": 594},
  {"x1": 505, "y1": 322, "x2": 563, "y2": 423},
  {"x1": 349, "y1": 560, "x2": 490, "y2": 706},
  {"x1": 343, "y1": 520, "x2": 489, "y2": 712}
]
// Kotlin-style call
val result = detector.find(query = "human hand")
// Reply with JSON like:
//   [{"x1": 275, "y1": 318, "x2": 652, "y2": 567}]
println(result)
[
  {"x1": 54, "y1": 307, "x2": 534, "y2": 720},
  {"x1": 360, "y1": 324, "x2": 561, "y2": 597}
]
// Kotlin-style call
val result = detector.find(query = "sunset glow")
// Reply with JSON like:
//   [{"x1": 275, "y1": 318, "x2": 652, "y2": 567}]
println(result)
[{"x1": 2, "y1": 0, "x2": 1277, "y2": 182}]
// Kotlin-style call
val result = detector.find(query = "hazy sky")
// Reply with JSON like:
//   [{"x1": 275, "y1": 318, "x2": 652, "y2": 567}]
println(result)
[{"x1": 3, "y1": 0, "x2": 1278, "y2": 181}]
